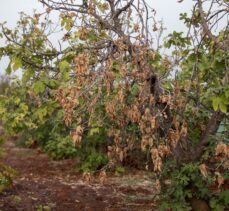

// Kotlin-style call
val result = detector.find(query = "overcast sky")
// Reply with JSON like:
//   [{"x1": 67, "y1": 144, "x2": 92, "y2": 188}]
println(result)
[{"x1": 0, "y1": 0, "x2": 194, "y2": 75}]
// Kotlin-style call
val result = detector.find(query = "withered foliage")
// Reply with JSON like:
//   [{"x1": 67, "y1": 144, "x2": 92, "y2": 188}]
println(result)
[{"x1": 48, "y1": 0, "x2": 228, "y2": 174}]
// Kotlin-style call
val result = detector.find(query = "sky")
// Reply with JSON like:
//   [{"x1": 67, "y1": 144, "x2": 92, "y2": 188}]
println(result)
[{"x1": 0, "y1": 0, "x2": 194, "y2": 75}]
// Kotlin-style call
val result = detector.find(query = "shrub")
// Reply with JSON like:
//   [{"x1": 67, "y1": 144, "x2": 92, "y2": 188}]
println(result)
[
  {"x1": 0, "y1": 135, "x2": 16, "y2": 193},
  {"x1": 78, "y1": 150, "x2": 108, "y2": 173},
  {"x1": 0, "y1": 163, "x2": 16, "y2": 193},
  {"x1": 44, "y1": 135, "x2": 77, "y2": 160}
]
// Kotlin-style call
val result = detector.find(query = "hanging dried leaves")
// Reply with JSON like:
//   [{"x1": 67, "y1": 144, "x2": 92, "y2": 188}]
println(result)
[
  {"x1": 168, "y1": 130, "x2": 180, "y2": 148},
  {"x1": 199, "y1": 164, "x2": 208, "y2": 178},
  {"x1": 180, "y1": 120, "x2": 187, "y2": 137},
  {"x1": 214, "y1": 172, "x2": 224, "y2": 188},
  {"x1": 42, "y1": 0, "x2": 228, "y2": 181},
  {"x1": 127, "y1": 105, "x2": 141, "y2": 123},
  {"x1": 215, "y1": 143, "x2": 229, "y2": 157},
  {"x1": 158, "y1": 144, "x2": 171, "y2": 158},
  {"x1": 150, "y1": 148, "x2": 162, "y2": 172},
  {"x1": 74, "y1": 53, "x2": 89, "y2": 75},
  {"x1": 72, "y1": 125, "x2": 84, "y2": 147}
]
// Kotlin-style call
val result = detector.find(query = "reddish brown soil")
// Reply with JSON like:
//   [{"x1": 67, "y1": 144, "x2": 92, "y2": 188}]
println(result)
[{"x1": 0, "y1": 141, "x2": 157, "y2": 211}]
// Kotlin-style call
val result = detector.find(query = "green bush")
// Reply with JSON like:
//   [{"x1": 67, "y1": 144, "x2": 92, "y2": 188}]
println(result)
[
  {"x1": 0, "y1": 164, "x2": 17, "y2": 193},
  {"x1": 78, "y1": 150, "x2": 108, "y2": 173},
  {"x1": 77, "y1": 126, "x2": 109, "y2": 173},
  {"x1": 0, "y1": 136, "x2": 17, "y2": 193},
  {"x1": 160, "y1": 161, "x2": 229, "y2": 210},
  {"x1": 44, "y1": 135, "x2": 77, "y2": 160}
]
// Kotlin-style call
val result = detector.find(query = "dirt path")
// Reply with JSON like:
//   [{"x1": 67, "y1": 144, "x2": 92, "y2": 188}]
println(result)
[{"x1": 0, "y1": 140, "x2": 156, "y2": 211}]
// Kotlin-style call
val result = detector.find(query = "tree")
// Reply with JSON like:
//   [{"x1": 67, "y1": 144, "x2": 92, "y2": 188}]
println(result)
[{"x1": 0, "y1": 0, "x2": 228, "y2": 209}]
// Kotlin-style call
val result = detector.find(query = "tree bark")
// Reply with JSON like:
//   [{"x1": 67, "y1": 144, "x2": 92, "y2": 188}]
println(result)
[{"x1": 191, "y1": 111, "x2": 224, "y2": 162}]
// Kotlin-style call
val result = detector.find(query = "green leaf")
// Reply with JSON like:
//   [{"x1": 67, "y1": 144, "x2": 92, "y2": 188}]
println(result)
[
  {"x1": 219, "y1": 190, "x2": 229, "y2": 205},
  {"x1": 47, "y1": 80, "x2": 59, "y2": 89},
  {"x1": 59, "y1": 60, "x2": 70, "y2": 72},
  {"x1": 11, "y1": 57, "x2": 22, "y2": 71},
  {"x1": 212, "y1": 96, "x2": 220, "y2": 111},
  {"x1": 225, "y1": 89, "x2": 229, "y2": 98},
  {"x1": 219, "y1": 103, "x2": 227, "y2": 113},
  {"x1": 61, "y1": 17, "x2": 73, "y2": 31},
  {"x1": 61, "y1": 71, "x2": 70, "y2": 81},
  {"x1": 22, "y1": 69, "x2": 35, "y2": 84},
  {"x1": 5, "y1": 64, "x2": 12, "y2": 75},
  {"x1": 221, "y1": 95, "x2": 229, "y2": 105},
  {"x1": 15, "y1": 98, "x2": 21, "y2": 105},
  {"x1": 89, "y1": 127, "x2": 100, "y2": 136},
  {"x1": 33, "y1": 81, "x2": 45, "y2": 94},
  {"x1": 59, "y1": 60, "x2": 70, "y2": 81},
  {"x1": 35, "y1": 107, "x2": 47, "y2": 121}
]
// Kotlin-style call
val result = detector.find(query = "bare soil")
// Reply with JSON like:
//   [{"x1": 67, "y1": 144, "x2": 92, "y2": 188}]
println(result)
[{"x1": 0, "y1": 140, "x2": 157, "y2": 211}]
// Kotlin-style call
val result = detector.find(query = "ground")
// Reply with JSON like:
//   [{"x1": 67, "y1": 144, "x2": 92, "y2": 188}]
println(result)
[{"x1": 0, "y1": 139, "x2": 157, "y2": 211}]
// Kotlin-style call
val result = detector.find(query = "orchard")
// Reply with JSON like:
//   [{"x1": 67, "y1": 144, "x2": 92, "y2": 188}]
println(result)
[{"x1": 0, "y1": 0, "x2": 228, "y2": 210}]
